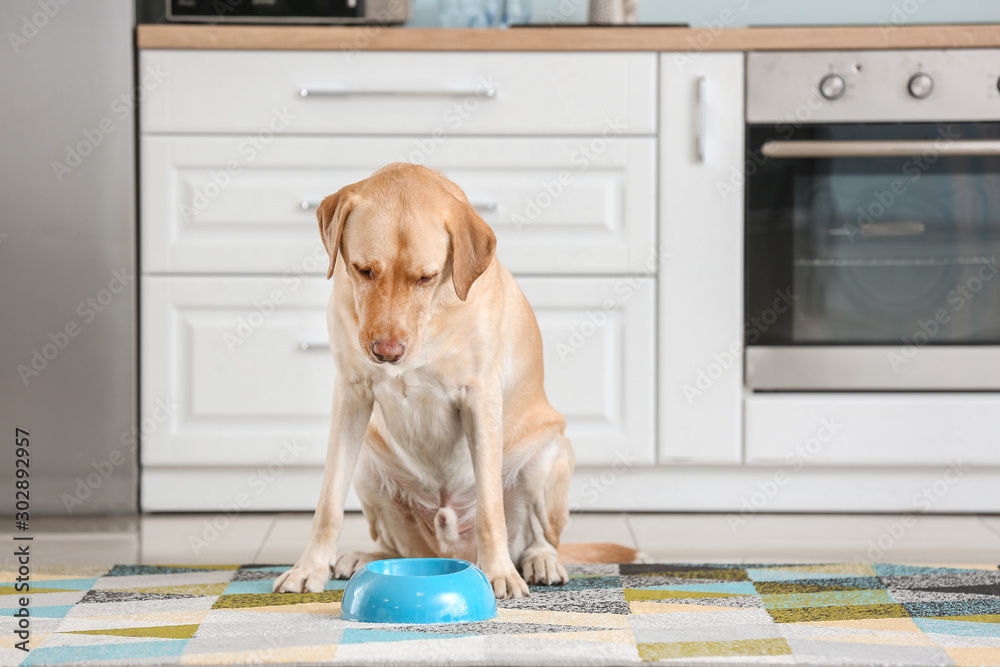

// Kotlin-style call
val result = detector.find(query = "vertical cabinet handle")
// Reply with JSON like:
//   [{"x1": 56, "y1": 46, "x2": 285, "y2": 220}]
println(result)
[{"x1": 696, "y1": 76, "x2": 708, "y2": 163}]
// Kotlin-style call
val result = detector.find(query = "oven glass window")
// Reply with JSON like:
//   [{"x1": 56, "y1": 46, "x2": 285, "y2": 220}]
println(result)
[{"x1": 747, "y1": 122, "x2": 1000, "y2": 345}]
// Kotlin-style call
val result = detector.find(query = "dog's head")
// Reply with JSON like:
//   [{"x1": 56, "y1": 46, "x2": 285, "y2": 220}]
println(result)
[{"x1": 318, "y1": 163, "x2": 496, "y2": 367}]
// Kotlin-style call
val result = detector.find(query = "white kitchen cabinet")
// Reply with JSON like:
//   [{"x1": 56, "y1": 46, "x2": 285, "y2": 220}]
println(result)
[
  {"x1": 140, "y1": 51, "x2": 657, "y2": 136},
  {"x1": 518, "y1": 277, "x2": 656, "y2": 466},
  {"x1": 140, "y1": 275, "x2": 655, "y2": 510},
  {"x1": 658, "y1": 53, "x2": 745, "y2": 464},
  {"x1": 140, "y1": 277, "x2": 334, "y2": 470},
  {"x1": 141, "y1": 136, "x2": 656, "y2": 276},
  {"x1": 137, "y1": 45, "x2": 1000, "y2": 513},
  {"x1": 140, "y1": 48, "x2": 662, "y2": 511}
]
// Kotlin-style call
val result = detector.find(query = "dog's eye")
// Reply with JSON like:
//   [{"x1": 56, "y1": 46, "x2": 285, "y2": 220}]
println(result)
[
  {"x1": 354, "y1": 266, "x2": 373, "y2": 279},
  {"x1": 417, "y1": 274, "x2": 437, "y2": 285}
]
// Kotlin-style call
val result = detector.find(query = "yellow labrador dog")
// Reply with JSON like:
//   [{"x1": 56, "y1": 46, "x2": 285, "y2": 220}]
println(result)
[{"x1": 273, "y1": 163, "x2": 579, "y2": 599}]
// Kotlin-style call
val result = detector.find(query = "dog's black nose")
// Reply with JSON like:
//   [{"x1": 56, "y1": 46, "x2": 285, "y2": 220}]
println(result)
[{"x1": 372, "y1": 340, "x2": 405, "y2": 363}]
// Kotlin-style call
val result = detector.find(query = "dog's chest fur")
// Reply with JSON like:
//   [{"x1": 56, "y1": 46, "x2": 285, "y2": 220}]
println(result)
[{"x1": 368, "y1": 368, "x2": 478, "y2": 511}]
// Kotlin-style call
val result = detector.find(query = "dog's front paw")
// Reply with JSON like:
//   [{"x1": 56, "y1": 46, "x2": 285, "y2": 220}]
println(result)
[
  {"x1": 333, "y1": 551, "x2": 376, "y2": 579},
  {"x1": 482, "y1": 565, "x2": 530, "y2": 599},
  {"x1": 521, "y1": 552, "x2": 568, "y2": 586},
  {"x1": 272, "y1": 557, "x2": 333, "y2": 593}
]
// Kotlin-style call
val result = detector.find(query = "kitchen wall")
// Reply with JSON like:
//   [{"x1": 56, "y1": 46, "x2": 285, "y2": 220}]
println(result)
[
  {"x1": 418, "y1": 0, "x2": 1000, "y2": 26},
  {"x1": 540, "y1": 0, "x2": 1000, "y2": 27}
]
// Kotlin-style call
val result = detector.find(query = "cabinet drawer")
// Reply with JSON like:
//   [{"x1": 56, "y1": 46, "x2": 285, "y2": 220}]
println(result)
[
  {"x1": 140, "y1": 50, "x2": 657, "y2": 135},
  {"x1": 745, "y1": 393, "x2": 1000, "y2": 466},
  {"x1": 141, "y1": 136, "x2": 656, "y2": 275},
  {"x1": 140, "y1": 277, "x2": 335, "y2": 468},
  {"x1": 140, "y1": 276, "x2": 654, "y2": 470}
]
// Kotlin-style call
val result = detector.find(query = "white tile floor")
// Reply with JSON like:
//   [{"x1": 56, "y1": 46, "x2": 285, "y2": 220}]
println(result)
[{"x1": 2, "y1": 512, "x2": 998, "y2": 568}]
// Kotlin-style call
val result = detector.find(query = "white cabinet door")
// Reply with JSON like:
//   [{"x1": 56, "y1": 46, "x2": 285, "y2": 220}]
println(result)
[
  {"x1": 658, "y1": 53, "x2": 745, "y2": 464},
  {"x1": 519, "y1": 277, "x2": 656, "y2": 466},
  {"x1": 142, "y1": 275, "x2": 655, "y2": 508},
  {"x1": 140, "y1": 51, "x2": 657, "y2": 136},
  {"x1": 141, "y1": 136, "x2": 656, "y2": 276},
  {"x1": 141, "y1": 277, "x2": 335, "y2": 469}
]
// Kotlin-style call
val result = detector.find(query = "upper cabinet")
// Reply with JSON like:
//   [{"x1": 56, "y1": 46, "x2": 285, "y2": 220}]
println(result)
[
  {"x1": 658, "y1": 53, "x2": 745, "y2": 465},
  {"x1": 140, "y1": 51, "x2": 657, "y2": 135}
]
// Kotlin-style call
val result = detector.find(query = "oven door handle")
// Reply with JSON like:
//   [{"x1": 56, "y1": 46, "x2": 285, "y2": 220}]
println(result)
[{"x1": 760, "y1": 139, "x2": 1000, "y2": 158}]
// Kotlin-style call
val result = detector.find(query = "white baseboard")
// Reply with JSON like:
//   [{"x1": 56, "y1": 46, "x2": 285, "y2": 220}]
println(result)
[{"x1": 141, "y1": 464, "x2": 1000, "y2": 513}]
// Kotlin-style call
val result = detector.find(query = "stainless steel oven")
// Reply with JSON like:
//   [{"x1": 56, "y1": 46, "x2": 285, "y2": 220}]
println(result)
[{"x1": 745, "y1": 50, "x2": 1000, "y2": 391}]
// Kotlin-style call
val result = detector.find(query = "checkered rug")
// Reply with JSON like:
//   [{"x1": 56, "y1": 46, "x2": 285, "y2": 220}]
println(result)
[{"x1": 3, "y1": 563, "x2": 1000, "y2": 666}]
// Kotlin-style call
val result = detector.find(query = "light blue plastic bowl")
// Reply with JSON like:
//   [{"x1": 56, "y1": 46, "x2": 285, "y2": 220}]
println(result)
[{"x1": 340, "y1": 558, "x2": 497, "y2": 624}]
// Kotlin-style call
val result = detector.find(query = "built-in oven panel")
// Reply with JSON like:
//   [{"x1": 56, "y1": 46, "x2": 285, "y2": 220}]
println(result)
[
  {"x1": 746, "y1": 50, "x2": 1000, "y2": 124},
  {"x1": 746, "y1": 346, "x2": 1000, "y2": 391},
  {"x1": 746, "y1": 122, "x2": 1000, "y2": 352}
]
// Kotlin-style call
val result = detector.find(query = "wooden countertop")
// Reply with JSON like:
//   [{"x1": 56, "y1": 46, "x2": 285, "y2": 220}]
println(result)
[{"x1": 137, "y1": 23, "x2": 1000, "y2": 51}]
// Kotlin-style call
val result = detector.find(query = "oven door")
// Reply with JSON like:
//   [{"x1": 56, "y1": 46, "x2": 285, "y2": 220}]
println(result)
[{"x1": 745, "y1": 122, "x2": 1000, "y2": 390}]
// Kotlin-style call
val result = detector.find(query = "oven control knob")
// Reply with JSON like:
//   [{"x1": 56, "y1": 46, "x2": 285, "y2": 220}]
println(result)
[
  {"x1": 819, "y1": 73, "x2": 846, "y2": 100},
  {"x1": 908, "y1": 72, "x2": 934, "y2": 99}
]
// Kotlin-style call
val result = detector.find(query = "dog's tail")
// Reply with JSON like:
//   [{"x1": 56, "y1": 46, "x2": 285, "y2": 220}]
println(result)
[{"x1": 557, "y1": 542, "x2": 643, "y2": 564}]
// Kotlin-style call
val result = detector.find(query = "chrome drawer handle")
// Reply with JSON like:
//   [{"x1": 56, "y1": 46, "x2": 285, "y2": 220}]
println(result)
[
  {"x1": 471, "y1": 200, "x2": 497, "y2": 212},
  {"x1": 305, "y1": 199, "x2": 495, "y2": 212},
  {"x1": 299, "y1": 87, "x2": 497, "y2": 99},
  {"x1": 298, "y1": 341, "x2": 330, "y2": 351}
]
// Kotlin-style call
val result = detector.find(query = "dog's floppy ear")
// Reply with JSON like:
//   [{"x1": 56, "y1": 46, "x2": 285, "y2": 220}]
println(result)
[
  {"x1": 446, "y1": 200, "x2": 497, "y2": 301},
  {"x1": 317, "y1": 184, "x2": 358, "y2": 280}
]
